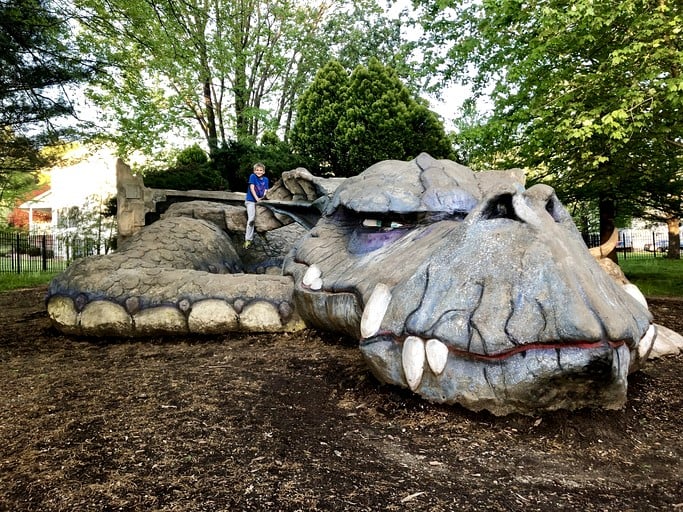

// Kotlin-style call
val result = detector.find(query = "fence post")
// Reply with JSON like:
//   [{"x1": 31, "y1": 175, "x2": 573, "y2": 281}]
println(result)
[
  {"x1": 42, "y1": 234, "x2": 48, "y2": 271},
  {"x1": 15, "y1": 233, "x2": 21, "y2": 274}
]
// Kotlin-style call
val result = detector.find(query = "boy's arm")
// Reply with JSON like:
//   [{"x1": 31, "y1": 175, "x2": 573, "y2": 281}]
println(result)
[{"x1": 249, "y1": 183, "x2": 260, "y2": 201}]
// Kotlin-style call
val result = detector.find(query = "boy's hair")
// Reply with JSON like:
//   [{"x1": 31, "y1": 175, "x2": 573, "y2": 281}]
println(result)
[{"x1": 253, "y1": 162, "x2": 265, "y2": 172}]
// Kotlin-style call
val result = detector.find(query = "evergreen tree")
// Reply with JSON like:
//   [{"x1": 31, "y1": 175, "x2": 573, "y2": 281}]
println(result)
[
  {"x1": 292, "y1": 59, "x2": 453, "y2": 177},
  {"x1": 290, "y1": 60, "x2": 350, "y2": 173}
]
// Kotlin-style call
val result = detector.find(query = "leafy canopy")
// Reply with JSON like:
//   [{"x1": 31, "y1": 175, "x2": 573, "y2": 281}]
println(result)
[
  {"x1": 0, "y1": 0, "x2": 92, "y2": 213},
  {"x1": 415, "y1": 0, "x2": 682, "y2": 225},
  {"x1": 73, "y1": 0, "x2": 423, "y2": 160},
  {"x1": 291, "y1": 58, "x2": 453, "y2": 176}
]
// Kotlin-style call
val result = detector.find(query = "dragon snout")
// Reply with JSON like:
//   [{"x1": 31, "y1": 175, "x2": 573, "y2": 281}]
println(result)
[{"x1": 357, "y1": 275, "x2": 657, "y2": 412}]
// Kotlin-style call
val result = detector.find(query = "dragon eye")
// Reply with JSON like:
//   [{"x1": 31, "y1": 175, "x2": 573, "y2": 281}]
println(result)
[
  {"x1": 358, "y1": 212, "x2": 421, "y2": 231},
  {"x1": 362, "y1": 219, "x2": 406, "y2": 230}
]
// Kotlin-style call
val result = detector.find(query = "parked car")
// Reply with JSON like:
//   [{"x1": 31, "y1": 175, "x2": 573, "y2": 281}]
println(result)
[
  {"x1": 616, "y1": 240, "x2": 633, "y2": 251},
  {"x1": 644, "y1": 240, "x2": 666, "y2": 252},
  {"x1": 644, "y1": 240, "x2": 683, "y2": 252}
]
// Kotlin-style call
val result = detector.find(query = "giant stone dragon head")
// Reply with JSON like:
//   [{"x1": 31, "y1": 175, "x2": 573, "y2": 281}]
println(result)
[{"x1": 284, "y1": 153, "x2": 654, "y2": 415}]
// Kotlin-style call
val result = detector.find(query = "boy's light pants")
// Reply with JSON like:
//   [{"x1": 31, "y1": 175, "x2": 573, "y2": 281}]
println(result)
[{"x1": 245, "y1": 201, "x2": 256, "y2": 241}]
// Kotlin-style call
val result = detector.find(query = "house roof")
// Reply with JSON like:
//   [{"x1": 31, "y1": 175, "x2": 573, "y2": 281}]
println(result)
[{"x1": 18, "y1": 189, "x2": 53, "y2": 210}]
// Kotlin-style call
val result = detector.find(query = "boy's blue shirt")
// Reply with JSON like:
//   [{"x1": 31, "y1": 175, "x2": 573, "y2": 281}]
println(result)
[{"x1": 246, "y1": 173, "x2": 269, "y2": 202}]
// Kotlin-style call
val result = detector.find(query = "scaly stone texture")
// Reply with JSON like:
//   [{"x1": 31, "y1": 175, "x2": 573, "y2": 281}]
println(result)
[{"x1": 48, "y1": 214, "x2": 302, "y2": 336}]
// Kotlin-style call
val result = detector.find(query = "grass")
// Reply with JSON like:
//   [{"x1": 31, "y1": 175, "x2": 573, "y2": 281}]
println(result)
[
  {"x1": 0, "y1": 272, "x2": 60, "y2": 292},
  {"x1": 620, "y1": 258, "x2": 683, "y2": 298}
]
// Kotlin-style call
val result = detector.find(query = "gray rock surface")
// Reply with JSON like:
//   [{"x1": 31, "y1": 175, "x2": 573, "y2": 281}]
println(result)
[{"x1": 283, "y1": 153, "x2": 655, "y2": 415}]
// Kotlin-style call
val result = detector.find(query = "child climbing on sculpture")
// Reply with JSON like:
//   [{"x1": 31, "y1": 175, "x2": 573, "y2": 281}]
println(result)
[{"x1": 243, "y1": 162, "x2": 269, "y2": 248}]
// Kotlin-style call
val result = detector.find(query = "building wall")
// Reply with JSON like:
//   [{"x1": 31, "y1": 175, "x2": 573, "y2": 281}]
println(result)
[{"x1": 50, "y1": 146, "x2": 117, "y2": 211}]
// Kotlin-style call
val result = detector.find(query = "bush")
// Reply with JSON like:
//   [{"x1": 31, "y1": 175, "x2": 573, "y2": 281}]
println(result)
[
  {"x1": 212, "y1": 138, "x2": 316, "y2": 192},
  {"x1": 143, "y1": 162, "x2": 228, "y2": 191},
  {"x1": 176, "y1": 144, "x2": 208, "y2": 166}
]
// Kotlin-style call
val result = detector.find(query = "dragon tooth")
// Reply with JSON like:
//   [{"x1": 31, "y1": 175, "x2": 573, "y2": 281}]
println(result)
[
  {"x1": 425, "y1": 338, "x2": 449, "y2": 375},
  {"x1": 360, "y1": 282, "x2": 392, "y2": 339},
  {"x1": 402, "y1": 336, "x2": 426, "y2": 391},
  {"x1": 638, "y1": 323, "x2": 657, "y2": 361},
  {"x1": 310, "y1": 277, "x2": 323, "y2": 291},
  {"x1": 623, "y1": 283, "x2": 648, "y2": 309},
  {"x1": 302, "y1": 264, "x2": 322, "y2": 287}
]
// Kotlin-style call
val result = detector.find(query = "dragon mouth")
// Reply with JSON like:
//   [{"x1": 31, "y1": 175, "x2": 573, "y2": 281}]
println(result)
[
  {"x1": 363, "y1": 334, "x2": 627, "y2": 362},
  {"x1": 359, "y1": 329, "x2": 655, "y2": 404},
  {"x1": 358, "y1": 282, "x2": 657, "y2": 392},
  {"x1": 359, "y1": 334, "x2": 631, "y2": 392}
]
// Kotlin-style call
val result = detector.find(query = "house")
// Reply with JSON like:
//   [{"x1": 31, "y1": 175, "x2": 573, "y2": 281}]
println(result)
[
  {"x1": 7, "y1": 184, "x2": 52, "y2": 230},
  {"x1": 13, "y1": 145, "x2": 118, "y2": 234}
]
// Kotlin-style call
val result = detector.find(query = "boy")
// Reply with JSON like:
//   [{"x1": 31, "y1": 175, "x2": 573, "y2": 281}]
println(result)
[{"x1": 244, "y1": 162, "x2": 269, "y2": 248}]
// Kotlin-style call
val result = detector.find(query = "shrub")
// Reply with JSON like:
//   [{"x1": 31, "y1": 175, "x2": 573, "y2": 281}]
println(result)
[{"x1": 176, "y1": 144, "x2": 208, "y2": 166}]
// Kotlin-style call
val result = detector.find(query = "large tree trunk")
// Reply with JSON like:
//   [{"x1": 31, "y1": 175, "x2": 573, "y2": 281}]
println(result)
[
  {"x1": 203, "y1": 78, "x2": 218, "y2": 154},
  {"x1": 599, "y1": 197, "x2": 618, "y2": 263},
  {"x1": 666, "y1": 216, "x2": 681, "y2": 259}
]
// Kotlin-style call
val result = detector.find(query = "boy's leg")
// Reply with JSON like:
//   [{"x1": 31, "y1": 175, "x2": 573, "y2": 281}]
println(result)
[{"x1": 245, "y1": 201, "x2": 256, "y2": 242}]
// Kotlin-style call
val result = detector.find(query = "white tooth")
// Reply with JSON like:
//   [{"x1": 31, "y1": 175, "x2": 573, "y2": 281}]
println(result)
[
  {"x1": 310, "y1": 277, "x2": 323, "y2": 291},
  {"x1": 302, "y1": 265, "x2": 322, "y2": 287},
  {"x1": 360, "y1": 283, "x2": 392, "y2": 339},
  {"x1": 623, "y1": 283, "x2": 648, "y2": 309},
  {"x1": 425, "y1": 338, "x2": 449, "y2": 375},
  {"x1": 638, "y1": 324, "x2": 657, "y2": 360},
  {"x1": 402, "y1": 336, "x2": 425, "y2": 391}
]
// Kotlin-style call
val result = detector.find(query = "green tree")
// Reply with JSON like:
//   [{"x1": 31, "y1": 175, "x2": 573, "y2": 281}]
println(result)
[
  {"x1": 73, "y1": 0, "x2": 420, "y2": 161},
  {"x1": 142, "y1": 145, "x2": 227, "y2": 191},
  {"x1": 330, "y1": 3, "x2": 421, "y2": 90},
  {"x1": 212, "y1": 136, "x2": 312, "y2": 187},
  {"x1": 0, "y1": 0, "x2": 91, "y2": 213},
  {"x1": 75, "y1": 0, "x2": 336, "y2": 155},
  {"x1": 292, "y1": 59, "x2": 453, "y2": 177},
  {"x1": 289, "y1": 60, "x2": 350, "y2": 173},
  {"x1": 415, "y1": 0, "x2": 682, "y2": 257}
]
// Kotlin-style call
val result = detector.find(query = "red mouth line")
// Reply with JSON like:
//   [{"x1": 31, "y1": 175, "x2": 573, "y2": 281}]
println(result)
[
  {"x1": 448, "y1": 340, "x2": 625, "y2": 362},
  {"x1": 377, "y1": 334, "x2": 626, "y2": 361}
]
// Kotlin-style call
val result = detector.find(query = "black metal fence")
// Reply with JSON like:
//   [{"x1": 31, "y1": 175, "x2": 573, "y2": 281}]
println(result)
[
  {"x1": 0, "y1": 228, "x2": 677, "y2": 275},
  {"x1": 584, "y1": 230, "x2": 678, "y2": 260},
  {"x1": 0, "y1": 231, "x2": 112, "y2": 274}
]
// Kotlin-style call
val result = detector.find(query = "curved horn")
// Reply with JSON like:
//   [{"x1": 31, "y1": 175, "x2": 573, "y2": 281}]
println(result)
[{"x1": 589, "y1": 228, "x2": 618, "y2": 259}]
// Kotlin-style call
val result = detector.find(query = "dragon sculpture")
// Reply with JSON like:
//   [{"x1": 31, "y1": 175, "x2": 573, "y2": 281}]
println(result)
[{"x1": 47, "y1": 153, "x2": 678, "y2": 415}]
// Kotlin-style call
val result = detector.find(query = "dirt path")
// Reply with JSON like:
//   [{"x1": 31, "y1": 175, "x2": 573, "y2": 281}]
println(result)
[{"x1": 0, "y1": 287, "x2": 681, "y2": 511}]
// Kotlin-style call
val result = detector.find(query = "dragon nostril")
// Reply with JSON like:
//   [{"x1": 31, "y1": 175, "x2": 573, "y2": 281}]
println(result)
[
  {"x1": 545, "y1": 197, "x2": 562, "y2": 223},
  {"x1": 481, "y1": 193, "x2": 520, "y2": 221}
]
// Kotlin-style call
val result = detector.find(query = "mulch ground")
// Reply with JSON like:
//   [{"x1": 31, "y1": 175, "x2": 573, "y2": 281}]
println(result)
[{"x1": 0, "y1": 287, "x2": 681, "y2": 511}]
